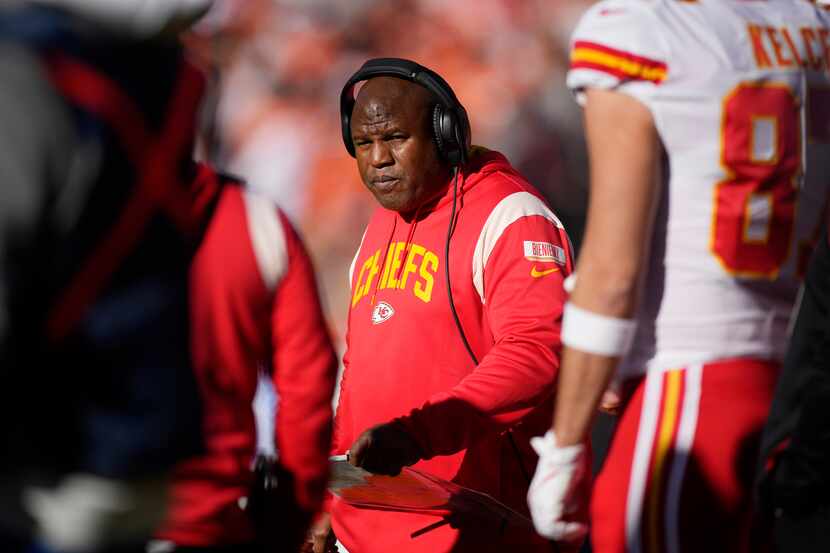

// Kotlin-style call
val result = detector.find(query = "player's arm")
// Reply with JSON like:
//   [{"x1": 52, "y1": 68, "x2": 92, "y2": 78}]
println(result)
[
  {"x1": 527, "y1": 88, "x2": 661, "y2": 542},
  {"x1": 553, "y1": 87, "x2": 661, "y2": 445}
]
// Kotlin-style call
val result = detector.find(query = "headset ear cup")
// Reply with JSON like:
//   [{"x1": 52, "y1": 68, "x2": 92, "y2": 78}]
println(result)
[
  {"x1": 433, "y1": 104, "x2": 464, "y2": 166},
  {"x1": 442, "y1": 109, "x2": 461, "y2": 166},
  {"x1": 432, "y1": 104, "x2": 447, "y2": 161}
]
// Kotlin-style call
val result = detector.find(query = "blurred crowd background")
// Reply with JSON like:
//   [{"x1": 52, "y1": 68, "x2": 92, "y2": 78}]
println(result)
[{"x1": 185, "y1": 0, "x2": 594, "y2": 353}]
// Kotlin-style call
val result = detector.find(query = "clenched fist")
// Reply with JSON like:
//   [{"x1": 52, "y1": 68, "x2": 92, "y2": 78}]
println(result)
[{"x1": 348, "y1": 421, "x2": 423, "y2": 476}]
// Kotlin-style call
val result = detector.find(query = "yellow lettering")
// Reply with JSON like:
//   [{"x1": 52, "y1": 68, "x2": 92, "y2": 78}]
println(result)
[
  {"x1": 748, "y1": 24, "x2": 773, "y2": 69},
  {"x1": 820, "y1": 28, "x2": 830, "y2": 71},
  {"x1": 781, "y1": 28, "x2": 805, "y2": 67},
  {"x1": 361, "y1": 250, "x2": 381, "y2": 298},
  {"x1": 378, "y1": 242, "x2": 396, "y2": 289},
  {"x1": 414, "y1": 251, "x2": 438, "y2": 303},
  {"x1": 386, "y1": 242, "x2": 406, "y2": 289},
  {"x1": 802, "y1": 27, "x2": 821, "y2": 69},
  {"x1": 766, "y1": 27, "x2": 793, "y2": 67},
  {"x1": 398, "y1": 244, "x2": 424, "y2": 290},
  {"x1": 351, "y1": 256, "x2": 372, "y2": 307}
]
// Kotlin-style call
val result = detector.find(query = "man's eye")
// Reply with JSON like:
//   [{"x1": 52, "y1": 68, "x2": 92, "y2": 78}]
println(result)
[
  {"x1": 389, "y1": 135, "x2": 407, "y2": 142},
  {"x1": 354, "y1": 139, "x2": 370, "y2": 147}
]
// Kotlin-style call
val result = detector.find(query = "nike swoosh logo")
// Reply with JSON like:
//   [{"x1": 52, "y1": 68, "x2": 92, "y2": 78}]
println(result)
[{"x1": 530, "y1": 266, "x2": 559, "y2": 278}]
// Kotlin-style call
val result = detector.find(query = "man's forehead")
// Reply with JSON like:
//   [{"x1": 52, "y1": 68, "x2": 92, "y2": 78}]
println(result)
[{"x1": 353, "y1": 76, "x2": 434, "y2": 120}]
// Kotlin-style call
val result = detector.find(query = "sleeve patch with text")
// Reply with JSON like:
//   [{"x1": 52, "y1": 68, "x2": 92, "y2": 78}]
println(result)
[{"x1": 524, "y1": 241, "x2": 566, "y2": 265}]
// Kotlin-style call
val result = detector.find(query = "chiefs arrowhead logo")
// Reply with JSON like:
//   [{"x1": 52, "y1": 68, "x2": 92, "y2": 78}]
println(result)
[{"x1": 371, "y1": 301, "x2": 395, "y2": 325}]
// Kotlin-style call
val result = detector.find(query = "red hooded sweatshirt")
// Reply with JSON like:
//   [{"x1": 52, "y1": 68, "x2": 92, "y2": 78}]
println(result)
[
  {"x1": 331, "y1": 150, "x2": 575, "y2": 552},
  {"x1": 155, "y1": 166, "x2": 338, "y2": 546}
]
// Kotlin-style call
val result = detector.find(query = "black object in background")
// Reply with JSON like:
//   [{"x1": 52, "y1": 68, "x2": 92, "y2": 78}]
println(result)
[
  {"x1": 759, "y1": 236, "x2": 830, "y2": 552},
  {"x1": 246, "y1": 454, "x2": 311, "y2": 553}
]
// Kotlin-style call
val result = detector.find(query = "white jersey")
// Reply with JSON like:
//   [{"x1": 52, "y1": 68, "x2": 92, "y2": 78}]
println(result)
[{"x1": 567, "y1": 0, "x2": 830, "y2": 377}]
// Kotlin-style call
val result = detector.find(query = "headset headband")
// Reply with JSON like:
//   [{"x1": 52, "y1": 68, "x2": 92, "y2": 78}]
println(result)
[{"x1": 340, "y1": 58, "x2": 469, "y2": 165}]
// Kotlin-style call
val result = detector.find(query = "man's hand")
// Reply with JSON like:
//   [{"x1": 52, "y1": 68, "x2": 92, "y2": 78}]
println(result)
[
  {"x1": 348, "y1": 421, "x2": 423, "y2": 476},
  {"x1": 301, "y1": 512, "x2": 337, "y2": 553},
  {"x1": 527, "y1": 430, "x2": 589, "y2": 543}
]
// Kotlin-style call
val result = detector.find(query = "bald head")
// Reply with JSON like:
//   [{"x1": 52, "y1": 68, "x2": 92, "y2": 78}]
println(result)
[
  {"x1": 353, "y1": 77, "x2": 438, "y2": 141},
  {"x1": 349, "y1": 77, "x2": 450, "y2": 213}
]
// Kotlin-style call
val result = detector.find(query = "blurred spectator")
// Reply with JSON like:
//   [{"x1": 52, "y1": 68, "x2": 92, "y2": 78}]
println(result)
[{"x1": 0, "y1": 1, "x2": 211, "y2": 552}]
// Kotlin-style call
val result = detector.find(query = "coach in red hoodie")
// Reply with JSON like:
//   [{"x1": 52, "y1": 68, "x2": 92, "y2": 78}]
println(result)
[{"x1": 315, "y1": 59, "x2": 582, "y2": 553}]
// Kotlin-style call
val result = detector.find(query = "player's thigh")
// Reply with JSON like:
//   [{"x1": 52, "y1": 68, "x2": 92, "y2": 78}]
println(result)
[
  {"x1": 676, "y1": 359, "x2": 778, "y2": 552},
  {"x1": 590, "y1": 360, "x2": 777, "y2": 553}
]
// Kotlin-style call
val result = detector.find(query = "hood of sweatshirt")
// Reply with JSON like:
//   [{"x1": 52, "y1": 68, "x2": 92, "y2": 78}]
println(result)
[{"x1": 397, "y1": 147, "x2": 520, "y2": 222}]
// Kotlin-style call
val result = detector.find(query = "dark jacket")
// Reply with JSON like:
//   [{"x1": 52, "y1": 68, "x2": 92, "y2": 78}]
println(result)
[
  {"x1": 0, "y1": 5, "x2": 203, "y2": 483},
  {"x1": 760, "y1": 233, "x2": 830, "y2": 519}
]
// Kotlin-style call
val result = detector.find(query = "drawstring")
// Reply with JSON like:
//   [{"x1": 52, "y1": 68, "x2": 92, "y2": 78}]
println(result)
[
  {"x1": 370, "y1": 215, "x2": 397, "y2": 306},
  {"x1": 370, "y1": 204, "x2": 423, "y2": 306},
  {"x1": 396, "y1": 205, "x2": 422, "y2": 281}
]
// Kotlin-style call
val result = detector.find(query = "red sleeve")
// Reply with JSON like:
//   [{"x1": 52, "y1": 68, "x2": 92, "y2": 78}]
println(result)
[
  {"x1": 398, "y1": 214, "x2": 572, "y2": 458},
  {"x1": 272, "y1": 211, "x2": 338, "y2": 512}
]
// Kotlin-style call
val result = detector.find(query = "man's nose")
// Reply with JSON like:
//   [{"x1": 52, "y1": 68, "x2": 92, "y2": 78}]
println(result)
[{"x1": 369, "y1": 141, "x2": 393, "y2": 168}]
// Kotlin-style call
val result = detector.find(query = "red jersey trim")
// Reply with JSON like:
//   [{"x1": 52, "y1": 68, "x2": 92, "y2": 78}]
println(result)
[{"x1": 571, "y1": 40, "x2": 668, "y2": 84}]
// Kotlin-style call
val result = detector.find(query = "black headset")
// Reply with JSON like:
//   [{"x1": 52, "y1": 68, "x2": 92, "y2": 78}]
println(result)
[{"x1": 339, "y1": 57, "x2": 471, "y2": 167}]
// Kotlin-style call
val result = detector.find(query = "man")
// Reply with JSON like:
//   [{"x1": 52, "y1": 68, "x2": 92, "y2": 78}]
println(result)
[
  {"x1": 759, "y1": 226, "x2": 830, "y2": 552},
  {"x1": 314, "y1": 58, "x2": 578, "y2": 553},
  {"x1": 527, "y1": 1, "x2": 830, "y2": 552},
  {"x1": 152, "y1": 165, "x2": 338, "y2": 553},
  {"x1": 0, "y1": 1, "x2": 211, "y2": 552}
]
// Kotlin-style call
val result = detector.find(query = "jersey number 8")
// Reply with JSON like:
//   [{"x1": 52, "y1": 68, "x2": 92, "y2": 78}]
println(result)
[{"x1": 710, "y1": 82, "x2": 800, "y2": 279}]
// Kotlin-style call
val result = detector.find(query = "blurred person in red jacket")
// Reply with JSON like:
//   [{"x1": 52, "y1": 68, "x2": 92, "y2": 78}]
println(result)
[
  {"x1": 308, "y1": 58, "x2": 584, "y2": 553},
  {"x1": 152, "y1": 164, "x2": 338, "y2": 553}
]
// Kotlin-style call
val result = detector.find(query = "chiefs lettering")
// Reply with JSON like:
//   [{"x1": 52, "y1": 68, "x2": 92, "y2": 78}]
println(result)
[{"x1": 352, "y1": 241, "x2": 439, "y2": 306}]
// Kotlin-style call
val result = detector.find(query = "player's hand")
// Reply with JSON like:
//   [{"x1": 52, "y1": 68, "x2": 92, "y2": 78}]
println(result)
[
  {"x1": 301, "y1": 512, "x2": 336, "y2": 553},
  {"x1": 527, "y1": 430, "x2": 589, "y2": 543},
  {"x1": 348, "y1": 421, "x2": 423, "y2": 476}
]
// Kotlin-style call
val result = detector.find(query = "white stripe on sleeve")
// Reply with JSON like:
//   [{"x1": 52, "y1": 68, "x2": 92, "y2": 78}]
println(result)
[
  {"x1": 242, "y1": 190, "x2": 288, "y2": 292},
  {"x1": 348, "y1": 228, "x2": 368, "y2": 291},
  {"x1": 471, "y1": 191, "x2": 564, "y2": 303}
]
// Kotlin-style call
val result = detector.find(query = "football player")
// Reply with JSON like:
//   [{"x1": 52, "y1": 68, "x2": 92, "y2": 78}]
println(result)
[{"x1": 528, "y1": 1, "x2": 830, "y2": 552}]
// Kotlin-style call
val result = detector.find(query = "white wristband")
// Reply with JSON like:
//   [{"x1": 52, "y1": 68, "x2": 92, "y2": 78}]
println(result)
[{"x1": 561, "y1": 302, "x2": 636, "y2": 356}]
